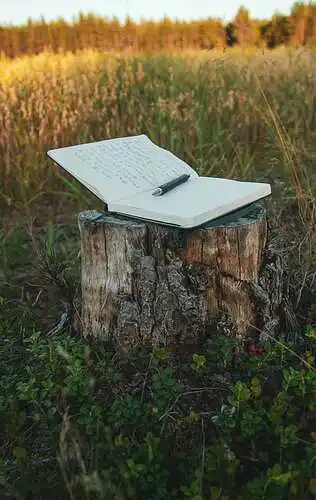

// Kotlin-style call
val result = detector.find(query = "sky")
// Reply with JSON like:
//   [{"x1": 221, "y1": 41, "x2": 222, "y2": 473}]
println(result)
[{"x1": 0, "y1": 0, "x2": 295, "y2": 26}]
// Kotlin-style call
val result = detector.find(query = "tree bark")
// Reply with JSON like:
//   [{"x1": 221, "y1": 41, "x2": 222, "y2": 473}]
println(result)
[{"x1": 77, "y1": 203, "x2": 297, "y2": 352}]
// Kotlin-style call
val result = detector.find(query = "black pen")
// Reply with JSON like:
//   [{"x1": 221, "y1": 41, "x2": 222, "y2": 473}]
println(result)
[{"x1": 152, "y1": 174, "x2": 190, "y2": 196}]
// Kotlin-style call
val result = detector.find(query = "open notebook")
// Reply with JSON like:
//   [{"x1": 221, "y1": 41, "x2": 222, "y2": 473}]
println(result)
[{"x1": 47, "y1": 134, "x2": 271, "y2": 228}]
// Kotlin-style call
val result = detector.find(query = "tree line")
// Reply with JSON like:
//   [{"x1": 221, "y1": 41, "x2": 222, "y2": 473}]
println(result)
[{"x1": 1, "y1": 2, "x2": 316, "y2": 58}]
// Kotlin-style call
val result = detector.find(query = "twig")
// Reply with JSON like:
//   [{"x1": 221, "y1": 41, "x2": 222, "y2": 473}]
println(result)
[
  {"x1": 159, "y1": 387, "x2": 222, "y2": 437},
  {"x1": 247, "y1": 320, "x2": 316, "y2": 372},
  {"x1": 32, "y1": 289, "x2": 43, "y2": 306},
  {"x1": 47, "y1": 312, "x2": 70, "y2": 336}
]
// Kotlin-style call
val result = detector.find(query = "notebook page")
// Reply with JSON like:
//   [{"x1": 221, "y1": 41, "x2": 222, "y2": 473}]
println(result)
[
  {"x1": 47, "y1": 135, "x2": 197, "y2": 203},
  {"x1": 110, "y1": 177, "x2": 271, "y2": 227}
]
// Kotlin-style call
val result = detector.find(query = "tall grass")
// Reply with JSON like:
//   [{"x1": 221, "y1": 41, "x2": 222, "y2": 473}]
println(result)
[{"x1": 0, "y1": 47, "x2": 315, "y2": 231}]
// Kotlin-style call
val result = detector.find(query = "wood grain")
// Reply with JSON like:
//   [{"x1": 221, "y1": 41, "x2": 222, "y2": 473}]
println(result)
[{"x1": 78, "y1": 204, "x2": 297, "y2": 351}]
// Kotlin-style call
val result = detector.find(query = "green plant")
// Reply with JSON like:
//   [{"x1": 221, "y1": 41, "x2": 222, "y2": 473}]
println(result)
[
  {"x1": 152, "y1": 367, "x2": 181, "y2": 413},
  {"x1": 191, "y1": 354, "x2": 207, "y2": 374}
]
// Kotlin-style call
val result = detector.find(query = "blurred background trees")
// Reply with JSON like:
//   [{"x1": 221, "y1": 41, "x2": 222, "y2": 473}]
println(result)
[{"x1": 1, "y1": 2, "x2": 316, "y2": 58}]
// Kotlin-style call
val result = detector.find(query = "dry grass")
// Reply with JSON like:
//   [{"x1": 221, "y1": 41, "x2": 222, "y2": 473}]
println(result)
[{"x1": 0, "y1": 47, "x2": 315, "y2": 299}]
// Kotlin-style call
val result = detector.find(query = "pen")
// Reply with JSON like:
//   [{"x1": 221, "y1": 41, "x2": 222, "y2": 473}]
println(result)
[{"x1": 152, "y1": 174, "x2": 190, "y2": 196}]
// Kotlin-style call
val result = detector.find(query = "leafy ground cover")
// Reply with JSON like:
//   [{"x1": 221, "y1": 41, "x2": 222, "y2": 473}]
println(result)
[{"x1": 1, "y1": 289, "x2": 316, "y2": 499}]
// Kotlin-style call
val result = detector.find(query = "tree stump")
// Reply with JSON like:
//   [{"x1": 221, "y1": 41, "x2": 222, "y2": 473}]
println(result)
[{"x1": 77, "y1": 203, "x2": 296, "y2": 352}]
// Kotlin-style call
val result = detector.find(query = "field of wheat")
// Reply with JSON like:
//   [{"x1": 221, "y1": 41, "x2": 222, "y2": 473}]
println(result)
[{"x1": 0, "y1": 48, "x2": 315, "y2": 210}]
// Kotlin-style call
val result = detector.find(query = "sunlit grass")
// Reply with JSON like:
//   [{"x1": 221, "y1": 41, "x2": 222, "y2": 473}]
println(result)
[{"x1": 0, "y1": 47, "x2": 315, "y2": 232}]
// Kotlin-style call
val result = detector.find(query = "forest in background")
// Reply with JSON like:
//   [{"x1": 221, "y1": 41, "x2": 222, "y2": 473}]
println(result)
[{"x1": 2, "y1": 2, "x2": 316, "y2": 58}]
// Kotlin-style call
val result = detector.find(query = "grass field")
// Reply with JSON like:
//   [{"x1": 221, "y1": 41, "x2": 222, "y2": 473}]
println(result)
[{"x1": 0, "y1": 48, "x2": 316, "y2": 499}]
